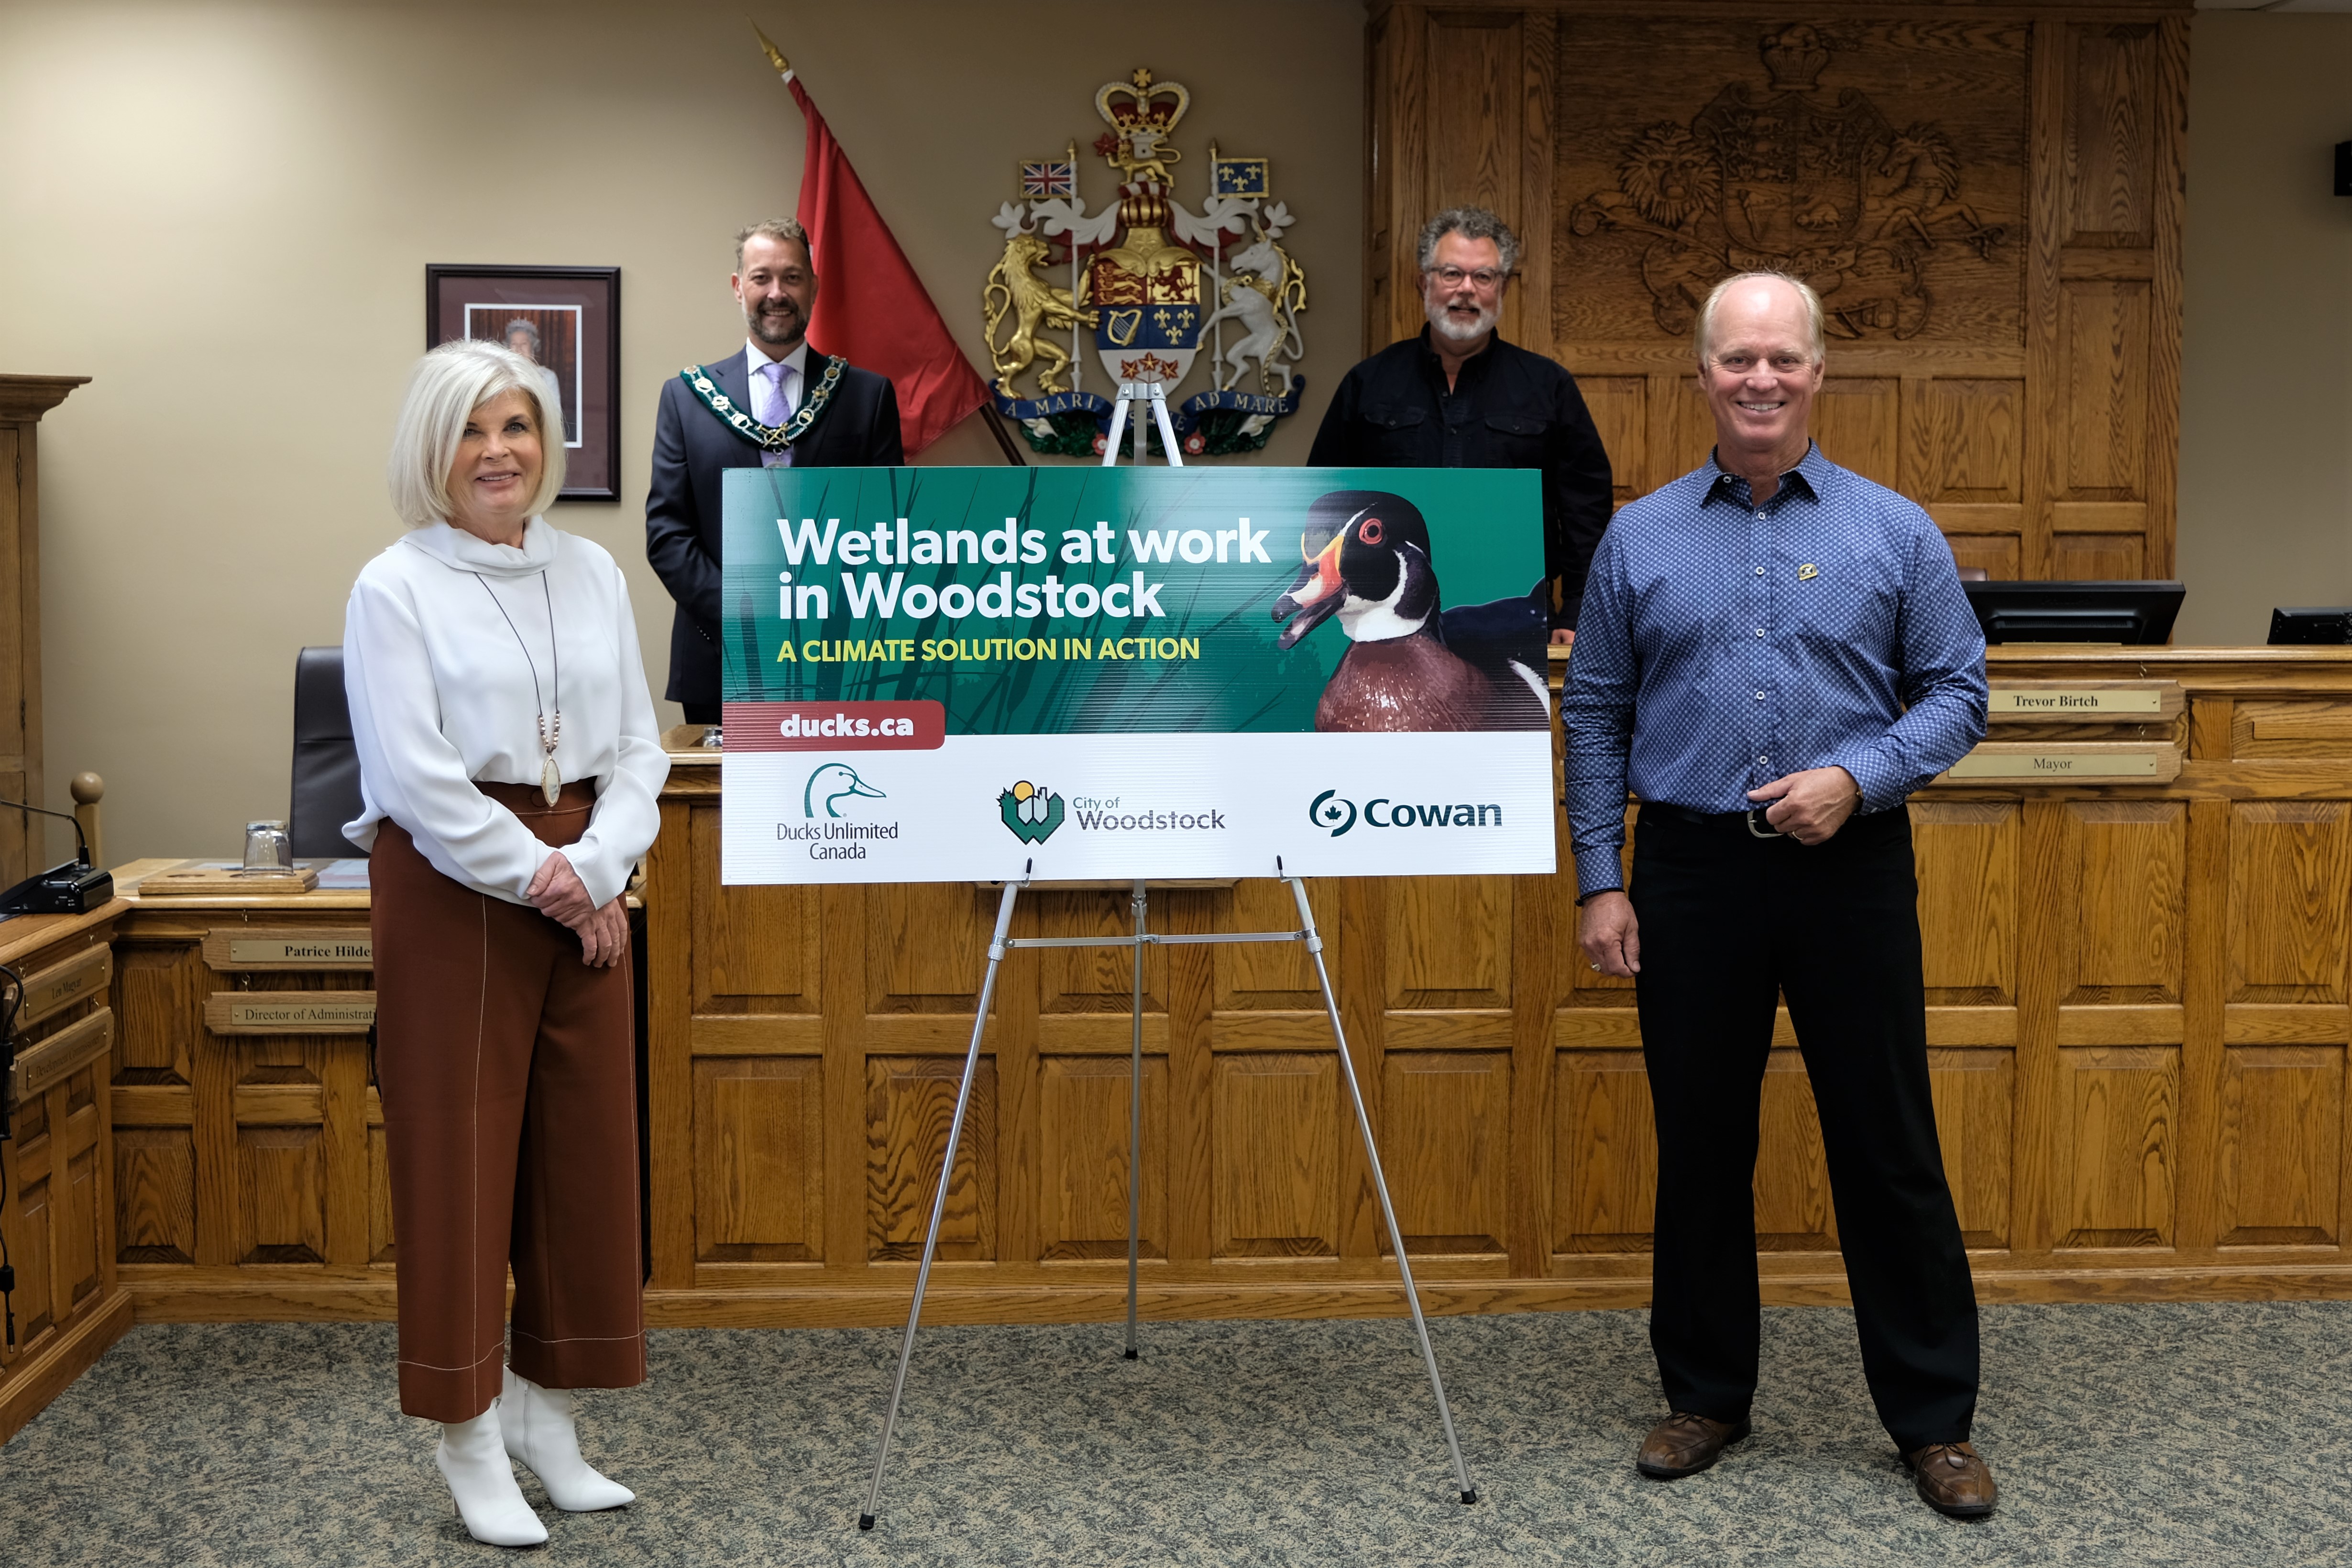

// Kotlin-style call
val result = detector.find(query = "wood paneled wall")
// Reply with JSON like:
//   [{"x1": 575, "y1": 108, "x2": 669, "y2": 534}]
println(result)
[{"x1": 1365, "y1": 1, "x2": 2187, "y2": 579}]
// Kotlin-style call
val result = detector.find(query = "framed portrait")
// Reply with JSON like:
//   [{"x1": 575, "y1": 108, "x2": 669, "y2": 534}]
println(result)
[{"x1": 426, "y1": 264, "x2": 621, "y2": 501}]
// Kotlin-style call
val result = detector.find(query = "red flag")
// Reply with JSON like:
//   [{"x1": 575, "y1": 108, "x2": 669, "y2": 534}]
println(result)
[{"x1": 786, "y1": 72, "x2": 990, "y2": 455}]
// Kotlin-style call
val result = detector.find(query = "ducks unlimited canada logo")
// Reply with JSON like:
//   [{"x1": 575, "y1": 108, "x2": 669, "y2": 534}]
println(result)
[
  {"x1": 782, "y1": 764, "x2": 899, "y2": 862},
  {"x1": 999, "y1": 781, "x2": 1066, "y2": 844},
  {"x1": 804, "y1": 763, "x2": 886, "y2": 818}
]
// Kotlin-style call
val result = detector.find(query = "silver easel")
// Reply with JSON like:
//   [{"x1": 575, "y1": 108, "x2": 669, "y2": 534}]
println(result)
[
  {"x1": 1100, "y1": 377, "x2": 1183, "y2": 467},
  {"x1": 857, "y1": 860, "x2": 1477, "y2": 1530}
]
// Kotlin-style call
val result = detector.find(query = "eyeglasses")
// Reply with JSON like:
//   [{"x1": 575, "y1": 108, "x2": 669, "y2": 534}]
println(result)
[
  {"x1": 1426, "y1": 265, "x2": 1506, "y2": 292},
  {"x1": 1708, "y1": 352, "x2": 1813, "y2": 376}
]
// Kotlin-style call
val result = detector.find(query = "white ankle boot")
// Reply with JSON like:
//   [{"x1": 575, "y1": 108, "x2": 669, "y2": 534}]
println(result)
[
  {"x1": 500, "y1": 1365, "x2": 635, "y2": 1512},
  {"x1": 436, "y1": 1408, "x2": 548, "y2": 1546}
]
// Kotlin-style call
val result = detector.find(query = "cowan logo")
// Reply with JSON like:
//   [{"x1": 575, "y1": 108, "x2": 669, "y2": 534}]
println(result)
[{"x1": 1309, "y1": 789, "x2": 1505, "y2": 837}]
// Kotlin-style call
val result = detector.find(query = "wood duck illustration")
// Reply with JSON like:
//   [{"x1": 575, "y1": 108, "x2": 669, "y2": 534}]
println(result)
[{"x1": 1271, "y1": 489, "x2": 1550, "y2": 733}]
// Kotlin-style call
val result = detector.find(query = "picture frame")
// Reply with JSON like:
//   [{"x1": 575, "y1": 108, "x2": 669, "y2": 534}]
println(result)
[{"x1": 425, "y1": 264, "x2": 621, "y2": 501}]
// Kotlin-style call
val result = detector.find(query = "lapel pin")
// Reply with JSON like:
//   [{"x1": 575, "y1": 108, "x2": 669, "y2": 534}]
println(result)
[{"x1": 1797, "y1": 563, "x2": 1819, "y2": 581}]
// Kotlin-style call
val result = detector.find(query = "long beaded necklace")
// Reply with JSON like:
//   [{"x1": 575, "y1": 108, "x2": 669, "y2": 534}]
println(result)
[{"x1": 471, "y1": 570, "x2": 563, "y2": 805}]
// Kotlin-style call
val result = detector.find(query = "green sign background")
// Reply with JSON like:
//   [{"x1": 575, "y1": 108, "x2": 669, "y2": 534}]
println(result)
[{"x1": 722, "y1": 466, "x2": 1543, "y2": 735}]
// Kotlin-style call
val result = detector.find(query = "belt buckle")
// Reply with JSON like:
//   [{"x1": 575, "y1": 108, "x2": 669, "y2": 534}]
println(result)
[{"x1": 1745, "y1": 808, "x2": 1785, "y2": 840}]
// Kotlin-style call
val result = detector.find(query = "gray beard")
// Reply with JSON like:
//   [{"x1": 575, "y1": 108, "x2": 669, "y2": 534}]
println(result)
[{"x1": 1425, "y1": 297, "x2": 1497, "y2": 344}]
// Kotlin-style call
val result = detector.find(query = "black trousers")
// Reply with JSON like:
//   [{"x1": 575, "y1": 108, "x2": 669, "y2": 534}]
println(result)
[
  {"x1": 681, "y1": 701, "x2": 720, "y2": 726},
  {"x1": 1630, "y1": 802, "x2": 1978, "y2": 1451}
]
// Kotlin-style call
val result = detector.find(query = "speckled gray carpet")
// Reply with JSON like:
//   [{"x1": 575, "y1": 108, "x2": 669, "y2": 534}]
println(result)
[{"x1": 2, "y1": 1304, "x2": 2345, "y2": 1565}]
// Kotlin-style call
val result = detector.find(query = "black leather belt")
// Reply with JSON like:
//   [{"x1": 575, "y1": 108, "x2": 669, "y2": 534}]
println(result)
[{"x1": 1639, "y1": 801, "x2": 1788, "y2": 839}]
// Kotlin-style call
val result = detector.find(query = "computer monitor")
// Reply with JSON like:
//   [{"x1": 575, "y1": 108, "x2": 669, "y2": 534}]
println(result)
[
  {"x1": 2267, "y1": 608, "x2": 2352, "y2": 646},
  {"x1": 1962, "y1": 580, "x2": 2184, "y2": 645}
]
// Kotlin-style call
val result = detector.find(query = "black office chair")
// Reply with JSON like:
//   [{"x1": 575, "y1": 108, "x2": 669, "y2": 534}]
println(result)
[{"x1": 289, "y1": 646, "x2": 367, "y2": 858}]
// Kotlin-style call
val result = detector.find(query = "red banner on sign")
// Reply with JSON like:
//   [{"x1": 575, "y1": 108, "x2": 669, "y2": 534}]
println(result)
[{"x1": 723, "y1": 700, "x2": 946, "y2": 752}]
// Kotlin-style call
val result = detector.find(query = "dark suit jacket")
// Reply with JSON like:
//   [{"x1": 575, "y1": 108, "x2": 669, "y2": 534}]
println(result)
[{"x1": 644, "y1": 347, "x2": 903, "y2": 706}]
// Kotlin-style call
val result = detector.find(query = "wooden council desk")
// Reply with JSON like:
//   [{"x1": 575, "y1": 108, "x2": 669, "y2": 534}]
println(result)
[
  {"x1": 92, "y1": 647, "x2": 2352, "y2": 1330},
  {"x1": 0, "y1": 898, "x2": 131, "y2": 1442}
]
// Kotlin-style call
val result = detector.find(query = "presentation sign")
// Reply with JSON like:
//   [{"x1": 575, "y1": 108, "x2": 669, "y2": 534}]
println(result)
[{"x1": 719, "y1": 466, "x2": 1555, "y2": 884}]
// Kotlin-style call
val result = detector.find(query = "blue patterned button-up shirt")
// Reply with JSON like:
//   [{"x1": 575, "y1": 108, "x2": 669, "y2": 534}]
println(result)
[{"x1": 1561, "y1": 444, "x2": 1987, "y2": 900}]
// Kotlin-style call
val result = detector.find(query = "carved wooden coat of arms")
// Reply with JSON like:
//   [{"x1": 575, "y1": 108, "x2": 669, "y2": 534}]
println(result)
[{"x1": 1570, "y1": 24, "x2": 2007, "y2": 341}]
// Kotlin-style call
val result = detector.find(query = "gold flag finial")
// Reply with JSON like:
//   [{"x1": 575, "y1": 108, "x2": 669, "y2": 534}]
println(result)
[{"x1": 748, "y1": 18, "x2": 790, "y2": 77}]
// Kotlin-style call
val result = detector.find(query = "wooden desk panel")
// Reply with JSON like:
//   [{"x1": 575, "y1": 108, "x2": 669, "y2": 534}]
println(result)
[
  {"x1": 0, "y1": 900, "x2": 131, "y2": 1443},
  {"x1": 104, "y1": 867, "x2": 393, "y2": 1320},
  {"x1": 98, "y1": 649, "x2": 2352, "y2": 1327},
  {"x1": 98, "y1": 865, "x2": 657, "y2": 1323},
  {"x1": 629, "y1": 649, "x2": 2352, "y2": 1326}
]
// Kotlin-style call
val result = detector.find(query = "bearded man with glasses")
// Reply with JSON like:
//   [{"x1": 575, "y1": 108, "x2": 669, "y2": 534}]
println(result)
[{"x1": 1308, "y1": 206, "x2": 1612, "y2": 646}]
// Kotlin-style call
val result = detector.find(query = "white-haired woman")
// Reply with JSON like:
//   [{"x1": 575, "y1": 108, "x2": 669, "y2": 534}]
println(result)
[{"x1": 344, "y1": 338, "x2": 667, "y2": 1546}]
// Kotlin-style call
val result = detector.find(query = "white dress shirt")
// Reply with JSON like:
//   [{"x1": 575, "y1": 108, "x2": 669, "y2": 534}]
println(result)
[
  {"x1": 341, "y1": 518, "x2": 670, "y2": 909},
  {"x1": 747, "y1": 338, "x2": 808, "y2": 469}
]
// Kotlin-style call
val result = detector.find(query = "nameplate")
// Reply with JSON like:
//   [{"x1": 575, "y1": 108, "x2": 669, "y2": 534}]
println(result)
[
  {"x1": 202, "y1": 928, "x2": 374, "y2": 971},
  {"x1": 1990, "y1": 688, "x2": 2158, "y2": 715},
  {"x1": 1950, "y1": 751, "x2": 2162, "y2": 779},
  {"x1": 1938, "y1": 742, "x2": 2182, "y2": 785},
  {"x1": 18, "y1": 943, "x2": 112, "y2": 1028},
  {"x1": 9, "y1": 1007, "x2": 114, "y2": 1104},
  {"x1": 1986, "y1": 680, "x2": 2181, "y2": 724},
  {"x1": 205, "y1": 991, "x2": 376, "y2": 1034}
]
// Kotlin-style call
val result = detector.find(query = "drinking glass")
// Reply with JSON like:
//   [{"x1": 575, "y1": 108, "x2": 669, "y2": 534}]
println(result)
[{"x1": 241, "y1": 820, "x2": 293, "y2": 875}]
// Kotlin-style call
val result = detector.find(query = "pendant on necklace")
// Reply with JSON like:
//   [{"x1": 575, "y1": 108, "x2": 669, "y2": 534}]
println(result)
[{"x1": 538, "y1": 710, "x2": 563, "y2": 806}]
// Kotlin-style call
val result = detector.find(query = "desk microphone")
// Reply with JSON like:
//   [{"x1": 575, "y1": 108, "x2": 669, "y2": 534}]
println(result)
[{"x1": 0, "y1": 798, "x2": 112, "y2": 917}]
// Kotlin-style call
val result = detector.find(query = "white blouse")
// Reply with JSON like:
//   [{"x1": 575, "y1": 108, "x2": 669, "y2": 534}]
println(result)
[{"x1": 342, "y1": 518, "x2": 670, "y2": 909}]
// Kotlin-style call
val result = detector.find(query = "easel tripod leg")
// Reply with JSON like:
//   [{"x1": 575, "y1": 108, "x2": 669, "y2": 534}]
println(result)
[
  {"x1": 1101, "y1": 393, "x2": 1132, "y2": 467},
  {"x1": 1126, "y1": 879, "x2": 1146, "y2": 1360},
  {"x1": 1284, "y1": 873, "x2": 1479, "y2": 1506},
  {"x1": 858, "y1": 879, "x2": 1024, "y2": 1530},
  {"x1": 1146, "y1": 383, "x2": 1185, "y2": 466}
]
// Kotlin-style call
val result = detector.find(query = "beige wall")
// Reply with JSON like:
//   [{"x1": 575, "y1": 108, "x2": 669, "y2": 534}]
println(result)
[
  {"x1": 2176, "y1": 12, "x2": 2352, "y2": 644},
  {"x1": 0, "y1": 0, "x2": 1363, "y2": 866}
]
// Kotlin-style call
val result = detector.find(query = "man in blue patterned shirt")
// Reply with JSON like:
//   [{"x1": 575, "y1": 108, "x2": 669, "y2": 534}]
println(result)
[{"x1": 1562, "y1": 273, "x2": 1996, "y2": 1519}]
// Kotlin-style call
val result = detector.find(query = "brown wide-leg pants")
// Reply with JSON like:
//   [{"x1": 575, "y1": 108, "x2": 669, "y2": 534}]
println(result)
[{"x1": 372, "y1": 781, "x2": 646, "y2": 1422}]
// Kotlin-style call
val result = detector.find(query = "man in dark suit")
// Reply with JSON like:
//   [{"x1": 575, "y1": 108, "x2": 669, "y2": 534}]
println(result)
[{"x1": 645, "y1": 217, "x2": 903, "y2": 721}]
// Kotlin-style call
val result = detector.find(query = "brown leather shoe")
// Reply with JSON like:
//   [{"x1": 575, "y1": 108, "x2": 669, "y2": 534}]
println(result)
[
  {"x1": 1904, "y1": 1441, "x2": 1997, "y2": 1519},
  {"x1": 1635, "y1": 1412, "x2": 1750, "y2": 1478}
]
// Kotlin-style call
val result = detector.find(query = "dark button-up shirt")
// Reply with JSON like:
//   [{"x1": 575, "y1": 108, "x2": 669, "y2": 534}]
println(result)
[
  {"x1": 1308, "y1": 327, "x2": 1614, "y2": 630},
  {"x1": 1561, "y1": 444, "x2": 1988, "y2": 900}
]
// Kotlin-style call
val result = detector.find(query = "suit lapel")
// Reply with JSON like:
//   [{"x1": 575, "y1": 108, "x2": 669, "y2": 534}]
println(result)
[
  {"x1": 706, "y1": 348, "x2": 749, "y2": 409},
  {"x1": 692, "y1": 349, "x2": 762, "y2": 468},
  {"x1": 790, "y1": 355, "x2": 867, "y2": 466}
]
